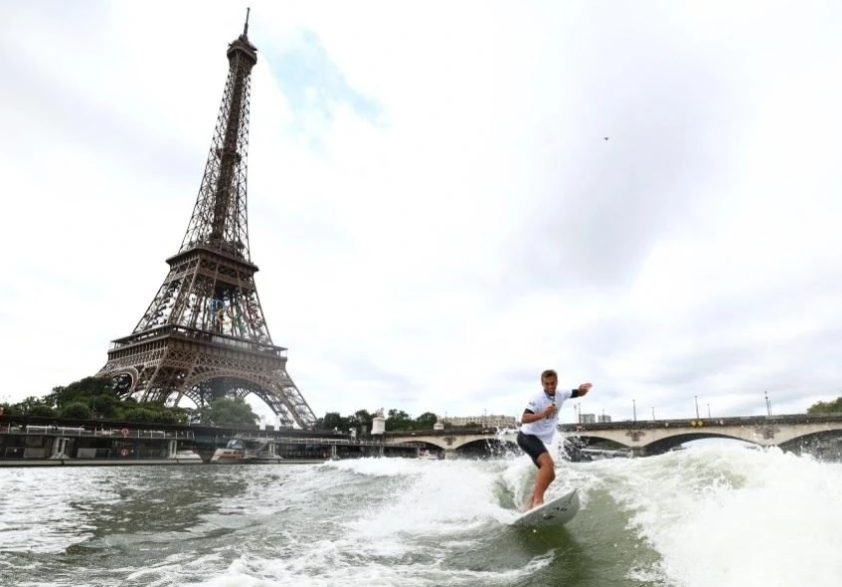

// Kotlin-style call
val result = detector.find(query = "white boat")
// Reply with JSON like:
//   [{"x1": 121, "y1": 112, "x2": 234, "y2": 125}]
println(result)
[
  {"x1": 171, "y1": 450, "x2": 203, "y2": 462},
  {"x1": 210, "y1": 436, "x2": 283, "y2": 464}
]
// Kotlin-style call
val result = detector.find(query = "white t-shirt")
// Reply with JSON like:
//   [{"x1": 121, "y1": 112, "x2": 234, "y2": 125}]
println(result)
[{"x1": 519, "y1": 388, "x2": 574, "y2": 445}]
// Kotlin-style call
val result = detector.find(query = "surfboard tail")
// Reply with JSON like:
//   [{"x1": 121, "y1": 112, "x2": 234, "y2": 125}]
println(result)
[{"x1": 512, "y1": 488, "x2": 580, "y2": 528}]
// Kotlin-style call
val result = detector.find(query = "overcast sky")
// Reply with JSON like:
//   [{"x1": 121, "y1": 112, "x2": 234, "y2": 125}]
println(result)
[{"x1": 2, "y1": 0, "x2": 842, "y2": 427}]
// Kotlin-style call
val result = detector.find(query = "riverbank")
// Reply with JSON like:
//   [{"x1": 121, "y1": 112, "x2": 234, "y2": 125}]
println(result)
[{"x1": 0, "y1": 457, "x2": 329, "y2": 467}]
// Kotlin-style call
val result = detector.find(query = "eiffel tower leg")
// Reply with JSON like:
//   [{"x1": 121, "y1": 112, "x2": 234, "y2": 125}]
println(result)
[
  {"x1": 269, "y1": 368, "x2": 316, "y2": 428},
  {"x1": 138, "y1": 362, "x2": 167, "y2": 402}
]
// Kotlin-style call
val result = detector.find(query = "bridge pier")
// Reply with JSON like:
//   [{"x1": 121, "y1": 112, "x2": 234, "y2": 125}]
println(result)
[{"x1": 443, "y1": 449, "x2": 457, "y2": 460}]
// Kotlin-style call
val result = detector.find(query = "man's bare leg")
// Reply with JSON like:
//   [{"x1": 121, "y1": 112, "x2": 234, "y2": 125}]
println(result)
[
  {"x1": 528, "y1": 453, "x2": 556, "y2": 510},
  {"x1": 524, "y1": 491, "x2": 536, "y2": 511}
]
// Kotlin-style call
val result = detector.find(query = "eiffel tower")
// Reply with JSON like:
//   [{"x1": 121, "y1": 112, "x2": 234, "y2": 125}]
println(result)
[{"x1": 96, "y1": 10, "x2": 317, "y2": 429}]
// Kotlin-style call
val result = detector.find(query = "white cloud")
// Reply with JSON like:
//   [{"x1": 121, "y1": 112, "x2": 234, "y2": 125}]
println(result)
[{"x1": 2, "y1": 0, "x2": 842, "y2": 428}]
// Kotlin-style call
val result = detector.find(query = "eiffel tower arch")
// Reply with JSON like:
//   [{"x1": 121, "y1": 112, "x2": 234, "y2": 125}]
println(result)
[{"x1": 96, "y1": 11, "x2": 317, "y2": 429}]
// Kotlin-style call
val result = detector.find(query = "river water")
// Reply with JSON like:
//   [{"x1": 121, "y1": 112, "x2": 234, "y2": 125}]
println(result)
[{"x1": 0, "y1": 443, "x2": 839, "y2": 587}]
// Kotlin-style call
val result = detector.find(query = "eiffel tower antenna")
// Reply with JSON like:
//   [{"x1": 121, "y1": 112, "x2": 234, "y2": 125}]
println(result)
[{"x1": 96, "y1": 12, "x2": 317, "y2": 429}]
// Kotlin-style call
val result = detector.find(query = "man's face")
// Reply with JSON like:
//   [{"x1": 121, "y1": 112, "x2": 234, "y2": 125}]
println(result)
[{"x1": 542, "y1": 376, "x2": 558, "y2": 395}]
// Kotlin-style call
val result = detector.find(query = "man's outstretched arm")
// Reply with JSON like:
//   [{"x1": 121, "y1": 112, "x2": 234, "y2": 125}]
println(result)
[{"x1": 572, "y1": 382, "x2": 593, "y2": 398}]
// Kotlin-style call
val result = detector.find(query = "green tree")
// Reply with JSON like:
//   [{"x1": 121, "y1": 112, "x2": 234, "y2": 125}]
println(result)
[
  {"x1": 387, "y1": 409, "x2": 413, "y2": 431},
  {"x1": 348, "y1": 409, "x2": 373, "y2": 434},
  {"x1": 123, "y1": 408, "x2": 161, "y2": 423},
  {"x1": 199, "y1": 397, "x2": 259, "y2": 427},
  {"x1": 14, "y1": 396, "x2": 48, "y2": 415},
  {"x1": 318, "y1": 411, "x2": 345, "y2": 431},
  {"x1": 807, "y1": 395, "x2": 842, "y2": 414},
  {"x1": 414, "y1": 412, "x2": 438, "y2": 430},
  {"x1": 60, "y1": 402, "x2": 92, "y2": 420},
  {"x1": 50, "y1": 377, "x2": 115, "y2": 409},
  {"x1": 314, "y1": 408, "x2": 445, "y2": 433},
  {"x1": 158, "y1": 407, "x2": 189, "y2": 424},
  {"x1": 29, "y1": 405, "x2": 56, "y2": 418},
  {"x1": 91, "y1": 395, "x2": 120, "y2": 418},
  {"x1": 4, "y1": 376, "x2": 245, "y2": 426}
]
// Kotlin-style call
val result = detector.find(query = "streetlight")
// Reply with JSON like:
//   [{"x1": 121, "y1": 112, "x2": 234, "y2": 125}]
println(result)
[
  {"x1": 632, "y1": 399, "x2": 637, "y2": 422},
  {"x1": 651, "y1": 407, "x2": 655, "y2": 421},
  {"x1": 765, "y1": 391, "x2": 772, "y2": 416},
  {"x1": 707, "y1": 403, "x2": 711, "y2": 419},
  {"x1": 694, "y1": 395, "x2": 700, "y2": 419}
]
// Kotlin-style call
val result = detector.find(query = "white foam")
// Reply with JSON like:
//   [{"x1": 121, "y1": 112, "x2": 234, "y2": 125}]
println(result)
[
  {"x1": 171, "y1": 456, "x2": 552, "y2": 587},
  {"x1": 591, "y1": 444, "x2": 842, "y2": 587},
  {"x1": 321, "y1": 455, "x2": 431, "y2": 478},
  {"x1": 8, "y1": 444, "x2": 839, "y2": 587},
  {"x1": 187, "y1": 550, "x2": 553, "y2": 587}
]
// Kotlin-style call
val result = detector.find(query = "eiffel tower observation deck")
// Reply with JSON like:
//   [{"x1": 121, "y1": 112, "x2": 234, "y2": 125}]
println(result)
[{"x1": 96, "y1": 10, "x2": 317, "y2": 429}]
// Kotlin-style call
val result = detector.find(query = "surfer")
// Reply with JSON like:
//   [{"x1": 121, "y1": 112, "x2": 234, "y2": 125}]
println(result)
[{"x1": 517, "y1": 369, "x2": 592, "y2": 511}]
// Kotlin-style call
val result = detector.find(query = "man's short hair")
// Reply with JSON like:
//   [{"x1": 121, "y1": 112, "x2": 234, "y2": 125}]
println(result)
[{"x1": 540, "y1": 369, "x2": 558, "y2": 380}]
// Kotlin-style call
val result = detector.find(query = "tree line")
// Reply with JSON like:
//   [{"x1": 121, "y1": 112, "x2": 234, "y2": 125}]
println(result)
[
  {"x1": 0, "y1": 377, "x2": 463, "y2": 431},
  {"x1": 315, "y1": 408, "x2": 479, "y2": 434},
  {"x1": 0, "y1": 376, "x2": 260, "y2": 427},
  {"x1": 806, "y1": 395, "x2": 842, "y2": 415}
]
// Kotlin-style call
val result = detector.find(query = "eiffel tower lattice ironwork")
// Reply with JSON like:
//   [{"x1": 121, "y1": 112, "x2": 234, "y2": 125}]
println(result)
[{"x1": 96, "y1": 11, "x2": 317, "y2": 429}]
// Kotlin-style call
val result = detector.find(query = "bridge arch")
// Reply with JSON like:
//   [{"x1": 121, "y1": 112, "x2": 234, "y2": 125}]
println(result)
[
  {"x1": 384, "y1": 430, "x2": 516, "y2": 453},
  {"x1": 565, "y1": 432, "x2": 765, "y2": 458},
  {"x1": 639, "y1": 432, "x2": 759, "y2": 455},
  {"x1": 456, "y1": 437, "x2": 517, "y2": 458},
  {"x1": 563, "y1": 432, "x2": 632, "y2": 449},
  {"x1": 777, "y1": 429, "x2": 842, "y2": 451},
  {"x1": 408, "y1": 440, "x2": 449, "y2": 452},
  {"x1": 566, "y1": 429, "x2": 767, "y2": 454}
]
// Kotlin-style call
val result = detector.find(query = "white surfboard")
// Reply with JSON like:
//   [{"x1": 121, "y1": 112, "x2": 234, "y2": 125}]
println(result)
[{"x1": 512, "y1": 487, "x2": 580, "y2": 528}]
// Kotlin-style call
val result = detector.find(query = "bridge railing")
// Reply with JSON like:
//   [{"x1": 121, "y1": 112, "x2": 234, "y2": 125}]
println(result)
[
  {"x1": 219, "y1": 434, "x2": 418, "y2": 447},
  {"x1": 383, "y1": 427, "x2": 504, "y2": 438},
  {"x1": 0, "y1": 424, "x2": 194, "y2": 440},
  {"x1": 559, "y1": 413, "x2": 842, "y2": 432}
]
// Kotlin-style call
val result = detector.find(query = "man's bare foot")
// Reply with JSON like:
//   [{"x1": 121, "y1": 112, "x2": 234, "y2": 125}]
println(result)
[{"x1": 523, "y1": 495, "x2": 548, "y2": 512}]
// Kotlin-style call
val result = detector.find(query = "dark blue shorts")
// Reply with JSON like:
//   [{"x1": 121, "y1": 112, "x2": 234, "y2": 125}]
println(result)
[{"x1": 517, "y1": 431, "x2": 548, "y2": 468}]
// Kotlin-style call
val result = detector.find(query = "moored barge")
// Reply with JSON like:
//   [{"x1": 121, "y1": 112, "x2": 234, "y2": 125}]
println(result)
[
  {"x1": 0, "y1": 422, "x2": 202, "y2": 466},
  {"x1": 0, "y1": 415, "x2": 416, "y2": 467}
]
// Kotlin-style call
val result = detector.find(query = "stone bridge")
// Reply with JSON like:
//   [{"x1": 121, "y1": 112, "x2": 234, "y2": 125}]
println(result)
[
  {"x1": 560, "y1": 413, "x2": 842, "y2": 456},
  {"x1": 383, "y1": 428, "x2": 517, "y2": 458},
  {"x1": 385, "y1": 413, "x2": 842, "y2": 458}
]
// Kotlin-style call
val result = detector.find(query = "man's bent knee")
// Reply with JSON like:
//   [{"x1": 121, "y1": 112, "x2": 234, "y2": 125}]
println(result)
[{"x1": 536, "y1": 453, "x2": 555, "y2": 475}]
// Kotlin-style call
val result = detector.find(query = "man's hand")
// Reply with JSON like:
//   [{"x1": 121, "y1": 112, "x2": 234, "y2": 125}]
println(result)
[
  {"x1": 542, "y1": 403, "x2": 557, "y2": 418},
  {"x1": 578, "y1": 382, "x2": 593, "y2": 396}
]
